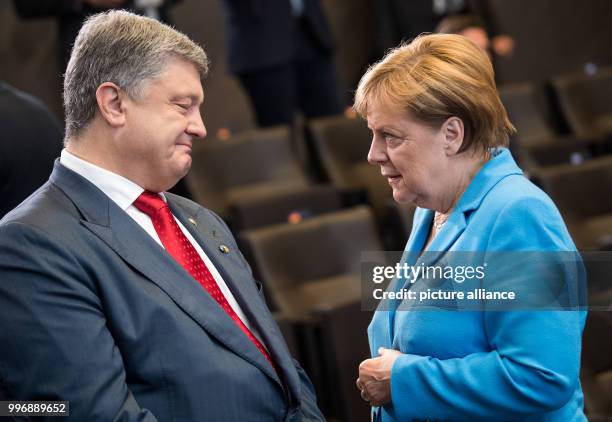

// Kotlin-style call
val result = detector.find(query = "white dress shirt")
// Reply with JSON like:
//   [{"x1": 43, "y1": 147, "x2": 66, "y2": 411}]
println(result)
[{"x1": 60, "y1": 149, "x2": 266, "y2": 344}]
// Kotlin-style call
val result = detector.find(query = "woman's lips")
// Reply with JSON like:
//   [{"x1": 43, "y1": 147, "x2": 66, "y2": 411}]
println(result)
[{"x1": 386, "y1": 175, "x2": 402, "y2": 184}]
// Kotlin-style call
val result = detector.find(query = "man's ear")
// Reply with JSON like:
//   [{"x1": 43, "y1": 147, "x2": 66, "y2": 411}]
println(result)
[
  {"x1": 95, "y1": 82, "x2": 127, "y2": 128},
  {"x1": 442, "y1": 116, "x2": 464, "y2": 155}
]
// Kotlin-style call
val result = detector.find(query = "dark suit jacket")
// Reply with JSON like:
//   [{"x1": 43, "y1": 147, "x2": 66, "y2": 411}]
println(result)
[
  {"x1": 0, "y1": 82, "x2": 62, "y2": 219},
  {"x1": 220, "y1": 0, "x2": 334, "y2": 74},
  {"x1": 0, "y1": 161, "x2": 324, "y2": 421}
]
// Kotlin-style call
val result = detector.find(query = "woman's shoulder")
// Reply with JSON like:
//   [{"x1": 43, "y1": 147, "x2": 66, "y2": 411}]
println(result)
[
  {"x1": 479, "y1": 174, "x2": 576, "y2": 251},
  {"x1": 486, "y1": 173, "x2": 556, "y2": 210}
]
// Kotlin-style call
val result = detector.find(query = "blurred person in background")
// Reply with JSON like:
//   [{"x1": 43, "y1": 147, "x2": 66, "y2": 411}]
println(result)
[
  {"x1": 354, "y1": 34, "x2": 586, "y2": 421},
  {"x1": 371, "y1": 0, "x2": 514, "y2": 61},
  {"x1": 0, "y1": 11, "x2": 323, "y2": 421},
  {"x1": 436, "y1": 13, "x2": 491, "y2": 54},
  {"x1": 220, "y1": 0, "x2": 343, "y2": 127},
  {"x1": 436, "y1": 12, "x2": 515, "y2": 59},
  {"x1": 0, "y1": 81, "x2": 63, "y2": 219}
]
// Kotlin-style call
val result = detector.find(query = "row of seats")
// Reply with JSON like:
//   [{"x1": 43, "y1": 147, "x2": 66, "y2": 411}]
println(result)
[
  {"x1": 499, "y1": 65, "x2": 612, "y2": 251},
  {"x1": 499, "y1": 65, "x2": 612, "y2": 173},
  {"x1": 241, "y1": 207, "x2": 379, "y2": 421},
  {"x1": 535, "y1": 155, "x2": 612, "y2": 250}
]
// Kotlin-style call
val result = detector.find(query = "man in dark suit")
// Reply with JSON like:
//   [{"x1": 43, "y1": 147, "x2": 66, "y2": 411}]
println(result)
[
  {"x1": 220, "y1": 0, "x2": 342, "y2": 126},
  {"x1": 0, "y1": 82, "x2": 63, "y2": 219},
  {"x1": 0, "y1": 11, "x2": 324, "y2": 421}
]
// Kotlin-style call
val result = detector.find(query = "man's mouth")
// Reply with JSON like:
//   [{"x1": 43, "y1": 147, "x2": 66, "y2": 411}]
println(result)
[{"x1": 176, "y1": 141, "x2": 192, "y2": 151}]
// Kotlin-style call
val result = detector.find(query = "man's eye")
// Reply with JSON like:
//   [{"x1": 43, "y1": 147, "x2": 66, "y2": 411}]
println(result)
[{"x1": 176, "y1": 103, "x2": 190, "y2": 110}]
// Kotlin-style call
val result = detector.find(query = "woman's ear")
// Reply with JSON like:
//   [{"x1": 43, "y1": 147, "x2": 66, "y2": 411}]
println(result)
[
  {"x1": 442, "y1": 116, "x2": 464, "y2": 155},
  {"x1": 95, "y1": 82, "x2": 127, "y2": 128}
]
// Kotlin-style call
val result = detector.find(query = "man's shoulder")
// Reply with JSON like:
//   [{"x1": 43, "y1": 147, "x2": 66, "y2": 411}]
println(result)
[{"x1": 0, "y1": 181, "x2": 79, "y2": 234}]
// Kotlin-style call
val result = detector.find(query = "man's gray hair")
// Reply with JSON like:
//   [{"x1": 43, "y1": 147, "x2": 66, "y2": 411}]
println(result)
[{"x1": 63, "y1": 10, "x2": 208, "y2": 141}]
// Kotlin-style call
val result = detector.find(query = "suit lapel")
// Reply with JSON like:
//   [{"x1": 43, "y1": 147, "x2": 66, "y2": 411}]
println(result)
[
  {"x1": 168, "y1": 201, "x2": 300, "y2": 395},
  {"x1": 50, "y1": 162, "x2": 286, "y2": 390},
  {"x1": 385, "y1": 209, "x2": 431, "y2": 337}
]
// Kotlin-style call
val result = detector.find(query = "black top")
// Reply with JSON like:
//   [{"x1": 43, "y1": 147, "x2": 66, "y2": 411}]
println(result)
[
  {"x1": 220, "y1": 0, "x2": 334, "y2": 74},
  {"x1": 0, "y1": 82, "x2": 63, "y2": 218}
]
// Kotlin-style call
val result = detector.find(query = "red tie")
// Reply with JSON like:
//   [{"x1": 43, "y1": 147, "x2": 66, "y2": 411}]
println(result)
[{"x1": 133, "y1": 191, "x2": 277, "y2": 371}]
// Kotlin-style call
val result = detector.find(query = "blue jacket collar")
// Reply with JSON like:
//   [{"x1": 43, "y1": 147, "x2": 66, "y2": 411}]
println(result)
[
  {"x1": 455, "y1": 148, "x2": 523, "y2": 214},
  {"x1": 405, "y1": 148, "x2": 523, "y2": 255}
]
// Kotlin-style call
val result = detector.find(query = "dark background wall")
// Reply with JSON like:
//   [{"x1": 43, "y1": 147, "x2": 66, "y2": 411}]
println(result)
[
  {"x1": 486, "y1": 0, "x2": 612, "y2": 83},
  {"x1": 1, "y1": 0, "x2": 611, "y2": 135}
]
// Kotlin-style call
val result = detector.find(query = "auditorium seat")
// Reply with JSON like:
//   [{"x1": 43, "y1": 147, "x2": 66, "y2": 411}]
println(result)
[
  {"x1": 581, "y1": 312, "x2": 612, "y2": 420},
  {"x1": 497, "y1": 82, "x2": 597, "y2": 173},
  {"x1": 240, "y1": 205, "x2": 382, "y2": 319},
  {"x1": 312, "y1": 301, "x2": 373, "y2": 422},
  {"x1": 536, "y1": 155, "x2": 612, "y2": 249},
  {"x1": 231, "y1": 184, "x2": 342, "y2": 230},
  {"x1": 187, "y1": 126, "x2": 307, "y2": 215},
  {"x1": 552, "y1": 66, "x2": 612, "y2": 140},
  {"x1": 308, "y1": 115, "x2": 392, "y2": 218},
  {"x1": 498, "y1": 82, "x2": 558, "y2": 144},
  {"x1": 519, "y1": 138, "x2": 592, "y2": 173},
  {"x1": 187, "y1": 125, "x2": 342, "y2": 229},
  {"x1": 241, "y1": 206, "x2": 382, "y2": 420}
]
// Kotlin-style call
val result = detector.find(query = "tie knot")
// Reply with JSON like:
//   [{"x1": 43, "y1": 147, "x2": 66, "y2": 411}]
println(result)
[{"x1": 133, "y1": 191, "x2": 167, "y2": 217}]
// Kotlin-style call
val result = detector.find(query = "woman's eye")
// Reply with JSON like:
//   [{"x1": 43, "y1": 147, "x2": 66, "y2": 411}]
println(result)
[{"x1": 384, "y1": 133, "x2": 400, "y2": 143}]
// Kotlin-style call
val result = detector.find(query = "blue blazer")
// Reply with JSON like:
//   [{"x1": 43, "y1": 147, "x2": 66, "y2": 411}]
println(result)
[
  {"x1": 0, "y1": 162, "x2": 324, "y2": 421},
  {"x1": 368, "y1": 149, "x2": 587, "y2": 421}
]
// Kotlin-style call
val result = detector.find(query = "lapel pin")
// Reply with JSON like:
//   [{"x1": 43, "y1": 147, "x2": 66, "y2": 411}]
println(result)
[
  {"x1": 188, "y1": 217, "x2": 197, "y2": 226},
  {"x1": 219, "y1": 244, "x2": 230, "y2": 254}
]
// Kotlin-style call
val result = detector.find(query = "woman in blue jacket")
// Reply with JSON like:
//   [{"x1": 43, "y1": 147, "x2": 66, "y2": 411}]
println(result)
[{"x1": 353, "y1": 34, "x2": 586, "y2": 421}]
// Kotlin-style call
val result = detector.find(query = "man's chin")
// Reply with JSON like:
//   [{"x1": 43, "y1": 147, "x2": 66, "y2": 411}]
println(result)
[{"x1": 175, "y1": 156, "x2": 192, "y2": 177}]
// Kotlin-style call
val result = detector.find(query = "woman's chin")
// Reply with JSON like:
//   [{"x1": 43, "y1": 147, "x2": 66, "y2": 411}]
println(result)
[{"x1": 392, "y1": 189, "x2": 417, "y2": 205}]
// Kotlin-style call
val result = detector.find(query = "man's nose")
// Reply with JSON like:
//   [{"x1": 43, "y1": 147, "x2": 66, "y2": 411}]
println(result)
[{"x1": 188, "y1": 110, "x2": 207, "y2": 139}]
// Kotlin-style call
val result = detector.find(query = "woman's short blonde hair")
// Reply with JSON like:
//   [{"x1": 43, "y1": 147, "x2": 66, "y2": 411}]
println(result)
[{"x1": 354, "y1": 33, "x2": 515, "y2": 153}]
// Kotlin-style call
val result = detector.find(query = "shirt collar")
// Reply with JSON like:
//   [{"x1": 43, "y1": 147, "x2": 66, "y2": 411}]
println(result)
[{"x1": 60, "y1": 149, "x2": 165, "y2": 210}]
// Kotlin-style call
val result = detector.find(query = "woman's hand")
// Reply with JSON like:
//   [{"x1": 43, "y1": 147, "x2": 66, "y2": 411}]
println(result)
[{"x1": 356, "y1": 348, "x2": 402, "y2": 406}]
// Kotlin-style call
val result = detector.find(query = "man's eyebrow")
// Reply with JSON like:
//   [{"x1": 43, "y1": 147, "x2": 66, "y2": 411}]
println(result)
[{"x1": 172, "y1": 94, "x2": 204, "y2": 106}]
